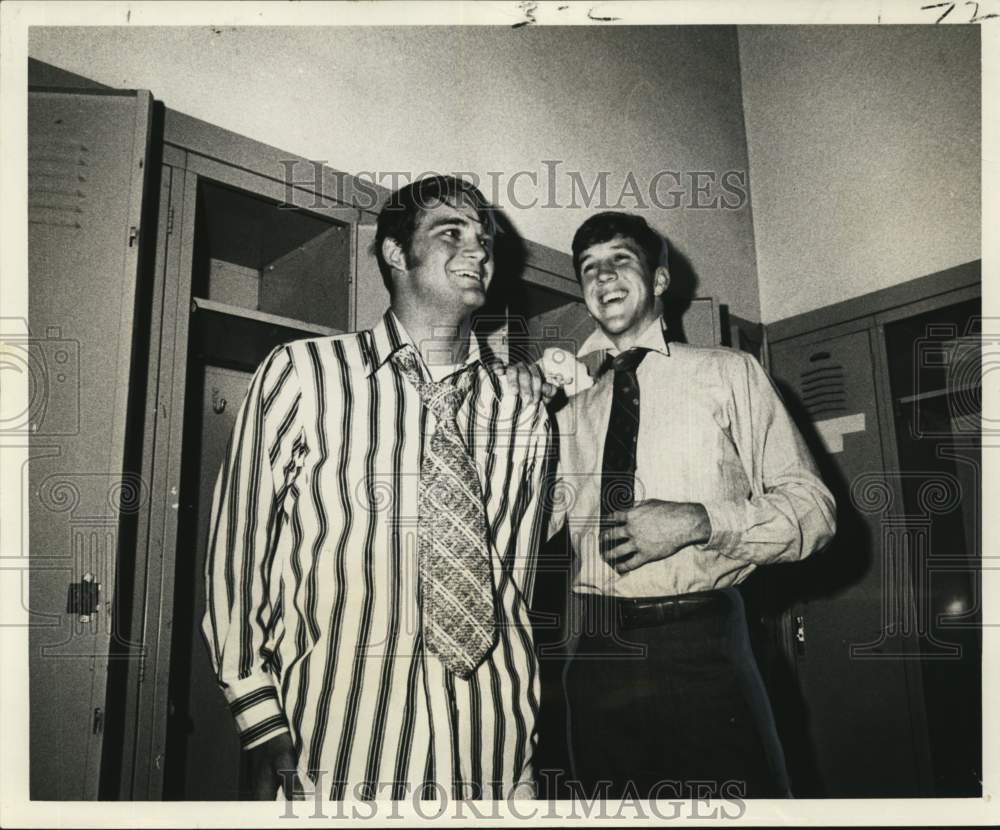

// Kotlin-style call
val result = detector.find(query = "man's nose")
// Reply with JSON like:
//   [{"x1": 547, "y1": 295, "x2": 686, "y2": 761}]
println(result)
[
  {"x1": 464, "y1": 238, "x2": 489, "y2": 263},
  {"x1": 597, "y1": 263, "x2": 618, "y2": 281}
]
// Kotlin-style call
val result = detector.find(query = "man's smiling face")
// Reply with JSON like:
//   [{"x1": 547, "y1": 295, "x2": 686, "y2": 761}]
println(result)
[
  {"x1": 578, "y1": 235, "x2": 667, "y2": 338},
  {"x1": 402, "y1": 197, "x2": 494, "y2": 316}
]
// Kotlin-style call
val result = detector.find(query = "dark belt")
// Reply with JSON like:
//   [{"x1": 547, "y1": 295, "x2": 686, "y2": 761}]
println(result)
[{"x1": 579, "y1": 589, "x2": 731, "y2": 631}]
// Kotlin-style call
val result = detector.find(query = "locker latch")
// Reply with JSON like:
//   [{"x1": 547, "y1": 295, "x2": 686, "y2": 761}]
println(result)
[
  {"x1": 66, "y1": 573, "x2": 100, "y2": 620},
  {"x1": 794, "y1": 614, "x2": 807, "y2": 656},
  {"x1": 128, "y1": 225, "x2": 138, "y2": 247}
]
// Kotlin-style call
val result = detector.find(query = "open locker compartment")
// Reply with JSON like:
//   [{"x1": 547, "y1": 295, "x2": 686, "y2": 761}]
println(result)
[
  {"x1": 191, "y1": 177, "x2": 352, "y2": 334},
  {"x1": 161, "y1": 176, "x2": 354, "y2": 799}
]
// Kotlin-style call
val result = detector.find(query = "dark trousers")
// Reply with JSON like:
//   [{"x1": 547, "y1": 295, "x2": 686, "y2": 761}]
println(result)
[{"x1": 562, "y1": 588, "x2": 791, "y2": 799}]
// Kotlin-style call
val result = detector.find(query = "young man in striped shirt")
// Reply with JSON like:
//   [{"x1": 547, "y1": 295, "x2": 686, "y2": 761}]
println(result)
[{"x1": 203, "y1": 176, "x2": 552, "y2": 801}]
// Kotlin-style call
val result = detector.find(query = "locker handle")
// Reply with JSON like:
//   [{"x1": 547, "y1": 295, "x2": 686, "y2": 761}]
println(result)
[
  {"x1": 66, "y1": 573, "x2": 100, "y2": 620},
  {"x1": 793, "y1": 614, "x2": 807, "y2": 656}
]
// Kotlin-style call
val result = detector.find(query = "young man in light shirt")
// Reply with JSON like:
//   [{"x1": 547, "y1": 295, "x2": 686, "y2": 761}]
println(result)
[{"x1": 544, "y1": 211, "x2": 836, "y2": 799}]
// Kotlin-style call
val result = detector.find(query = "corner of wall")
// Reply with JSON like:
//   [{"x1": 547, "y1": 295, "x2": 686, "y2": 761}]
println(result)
[{"x1": 733, "y1": 27, "x2": 763, "y2": 325}]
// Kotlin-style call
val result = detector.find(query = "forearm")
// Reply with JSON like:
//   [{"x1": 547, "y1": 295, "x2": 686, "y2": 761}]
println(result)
[
  {"x1": 676, "y1": 502, "x2": 711, "y2": 548},
  {"x1": 701, "y1": 482, "x2": 836, "y2": 565},
  {"x1": 603, "y1": 500, "x2": 711, "y2": 574}
]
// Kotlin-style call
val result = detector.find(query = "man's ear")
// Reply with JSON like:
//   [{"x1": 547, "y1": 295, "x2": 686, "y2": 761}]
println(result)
[
  {"x1": 381, "y1": 236, "x2": 407, "y2": 275},
  {"x1": 652, "y1": 266, "x2": 670, "y2": 297}
]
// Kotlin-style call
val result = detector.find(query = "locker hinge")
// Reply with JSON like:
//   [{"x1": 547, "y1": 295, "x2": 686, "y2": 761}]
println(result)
[
  {"x1": 92, "y1": 706, "x2": 105, "y2": 735},
  {"x1": 128, "y1": 225, "x2": 139, "y2": 247},
  {"x1": 166, "y1": 206, "x2": 175, "y2": 236}
]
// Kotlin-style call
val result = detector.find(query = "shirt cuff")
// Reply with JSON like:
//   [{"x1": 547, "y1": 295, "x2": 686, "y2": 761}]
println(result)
[
  {"x1": 222, "y1": 672, "x2": 290, "y2": 750},
  {"x1": 699, "y1": 500, "x2": 741, "y2": 556}
]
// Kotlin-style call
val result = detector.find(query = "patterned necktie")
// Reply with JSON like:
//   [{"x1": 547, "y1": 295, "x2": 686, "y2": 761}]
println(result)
[
  {"x1": 392, "y1": 345, "x2": 497, "y2": 678},
  {"x1": 600, "y1": 348, "x2": 649, "y2": 559}
]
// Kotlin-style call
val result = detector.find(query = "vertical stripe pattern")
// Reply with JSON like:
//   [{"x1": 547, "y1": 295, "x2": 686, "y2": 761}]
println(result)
[{"x1": 203, "y1": 311, "x2": 551, "y2": 799}]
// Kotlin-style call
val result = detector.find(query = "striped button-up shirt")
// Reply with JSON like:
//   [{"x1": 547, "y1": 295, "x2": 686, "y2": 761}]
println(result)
[
  {"x1": 551, "y1": 317, "x2": 835, "y2": 598},
  {"x1": 203, "y1": 311, "x2": 552, "y2": 800}
]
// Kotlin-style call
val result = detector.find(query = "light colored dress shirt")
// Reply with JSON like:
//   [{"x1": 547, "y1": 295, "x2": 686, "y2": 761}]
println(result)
[
  {"x1": 203, "y1": 310, "x2": 551, "y2": 799},
  {"x1": 551, "y1": 317, "x2": 836, "y2": 598}
]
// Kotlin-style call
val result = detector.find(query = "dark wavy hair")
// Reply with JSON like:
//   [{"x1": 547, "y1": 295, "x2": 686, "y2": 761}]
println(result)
[
  {"x1": 571, "y1": 211, "x2": 667, "y2": 282},
  {"x1": 372, "y1": 175, "x2": 497, "y2": 291}
]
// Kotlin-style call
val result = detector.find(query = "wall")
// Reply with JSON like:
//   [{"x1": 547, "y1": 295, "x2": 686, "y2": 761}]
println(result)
[
  {"x1": 29, "y1": 26, "x2": 761, "y2": 320},
  {"x1": 738, "y1": 25, "x2": 980, "y2": 324}
]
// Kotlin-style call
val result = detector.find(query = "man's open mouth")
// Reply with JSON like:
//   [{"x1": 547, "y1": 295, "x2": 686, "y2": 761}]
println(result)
[
  {"x1": 453, "y1": 269, "x2": 482, "y2": 283},
  {"x1": 600, "y1": 290, "x2": 627, "y2": 307}
]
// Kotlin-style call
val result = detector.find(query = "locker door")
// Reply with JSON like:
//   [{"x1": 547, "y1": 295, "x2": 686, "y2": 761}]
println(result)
[
  {"x1": 353, "y1": 219, "x2": 385, "y2": 333},
  {"x1": 769, "y1": 327, "x2": 928, "y2": 796},
  {"x1": 26, "y1": 88, "x2": 152, "y2": 799},
  {"x1": 166, "y1": 366, "x2": 251, "y2": 799}
]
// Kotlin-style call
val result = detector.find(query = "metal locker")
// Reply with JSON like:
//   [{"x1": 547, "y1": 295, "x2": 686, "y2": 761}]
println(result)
[
  {"x1": 769, "y1": 326, "x2": 928, "y2": 796},
  {"x1": 26, "y1": 88, "x2": 153, "y2": 799}
]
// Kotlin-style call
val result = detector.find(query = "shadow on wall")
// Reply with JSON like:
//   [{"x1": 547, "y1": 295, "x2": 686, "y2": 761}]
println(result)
[
  {"x1": 473, "y1": 209, "x2": 528, "y2": 361},
  {"x1": 662, "y1": 240, "x2": 700, "y2": 344}
]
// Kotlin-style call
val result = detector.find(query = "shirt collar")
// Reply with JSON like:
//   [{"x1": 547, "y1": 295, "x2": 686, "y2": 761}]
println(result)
[
  {"x1": 576, "y1": 316, "x2": 672, "y2": 361},
  {"x1": 363, "y1": 309, "x2": 485, "y2": 378}
]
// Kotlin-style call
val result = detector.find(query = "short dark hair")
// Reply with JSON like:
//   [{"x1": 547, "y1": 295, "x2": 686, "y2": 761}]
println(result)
[
  {"x1": 371, "y1": 175, "x2": 497, "y2": 291},
  {"x1": 571, "y1": 211, "x2": 667, "y2": 282}
]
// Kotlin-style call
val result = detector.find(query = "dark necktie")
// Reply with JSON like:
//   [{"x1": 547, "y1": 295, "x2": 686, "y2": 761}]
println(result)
[
  {"x1": 599, "y1": 348, "x2": 649, "y2": 559},
  {"x1": 391, "y1": 345, "x2": 497, "y2": 678}
]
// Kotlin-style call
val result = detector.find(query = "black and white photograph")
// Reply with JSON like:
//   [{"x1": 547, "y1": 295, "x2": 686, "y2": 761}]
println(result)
[{"x1": 0, "y1": 1, "x2": 996, "y2": 826}]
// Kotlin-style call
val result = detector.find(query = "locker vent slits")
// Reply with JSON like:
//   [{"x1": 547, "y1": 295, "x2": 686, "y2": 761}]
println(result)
[
  {"x1": 800, "y1": 358, "x2": 847, "y2": 419},
  {"x1": 28, "y1": 137, "x2": 88, "y2": 230}
]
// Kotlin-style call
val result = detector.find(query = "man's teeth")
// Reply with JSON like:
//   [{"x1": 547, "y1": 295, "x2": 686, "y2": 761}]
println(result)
[
  {"x1": 602, "y1": 292, "x2": 626, "y2": 304},
  {"x1": 456, "y1": 270, "x2": 480, "y2": 280}
]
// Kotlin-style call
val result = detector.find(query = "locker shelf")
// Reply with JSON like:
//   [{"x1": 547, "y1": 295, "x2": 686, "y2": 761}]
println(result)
[
  {"x1": 896, "y1": 383, "x2": 979, "y2": 405},
  {"x1": 193, "y1": 177, "x2": 352, "y2": 331},
  {"x1": 191, "y1": 296, "x2": 339, "y2": 336},
  {"x1": 191, "y1": 296, "x2": 342, "y2": 371}
]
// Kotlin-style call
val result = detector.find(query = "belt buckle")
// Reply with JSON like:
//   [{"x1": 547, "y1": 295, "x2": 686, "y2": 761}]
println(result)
[
  {"x1": 617, "y1": 598, "x2": 658, "y2": 631},
  {"x1": 616, "y1": 600, "x2": 637, "y2": 631}
]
